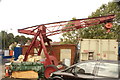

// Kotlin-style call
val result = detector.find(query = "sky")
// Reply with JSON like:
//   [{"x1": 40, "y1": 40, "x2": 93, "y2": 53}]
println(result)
[{"x1": 0, "y1": 0, "x2": 114, "y2": 41}]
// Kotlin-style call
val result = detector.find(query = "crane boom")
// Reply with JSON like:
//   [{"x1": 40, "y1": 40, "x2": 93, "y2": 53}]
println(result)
[{"x1": 18, "y1": 15, "x2": 115, "y2": 36}]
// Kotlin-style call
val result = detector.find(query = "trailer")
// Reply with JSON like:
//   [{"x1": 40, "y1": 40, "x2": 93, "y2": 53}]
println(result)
[{"x1": 79, "y1": 39, "x2": 118, "y2": 61}]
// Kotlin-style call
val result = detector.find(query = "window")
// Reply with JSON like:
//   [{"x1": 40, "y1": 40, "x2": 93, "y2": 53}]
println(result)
[
  {"x1": 97, "y1": 62, "x2": 118, "y2": 78},
  {"x1": 64, "y1": 62, "x2": 96, "y2": 75},
  {"x1": 76, "y1": 62, "x2": 96, "y2": 75}
]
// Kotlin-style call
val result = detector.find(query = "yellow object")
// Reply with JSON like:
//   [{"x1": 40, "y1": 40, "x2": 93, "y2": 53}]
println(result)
[
  {"x1": 12, "y1": 71, "x2": 38, "y2": 79},
  {"x1": 16, "y1": 55, "x2": 42, "y2": 62}
]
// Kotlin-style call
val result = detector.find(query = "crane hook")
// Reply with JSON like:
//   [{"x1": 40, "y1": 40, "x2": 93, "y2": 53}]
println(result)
[{"x1": 105, "y1": 23, "x2": 113, "y2": 32}]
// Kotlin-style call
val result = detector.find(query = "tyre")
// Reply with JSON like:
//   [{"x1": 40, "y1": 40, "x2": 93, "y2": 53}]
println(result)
[
  {"x1": 79, "y1": 69, "x2": 85, "y2": 74},
  {"x1": 52, "y1": 76, "x2": 63, "y2": 80},
  {"x1": 44, "y1": 65, "x2": 58, "y2": 79}
]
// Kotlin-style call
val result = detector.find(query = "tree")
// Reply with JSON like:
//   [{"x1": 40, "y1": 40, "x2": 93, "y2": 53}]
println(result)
[
  {"x1": 85, "y1": 2, "x2": 120, "y2": 40},
  {"x1": 60, "y1": 2, "x2": 120, "y2": 44},
  {"x1": 1, "y1": 31, "x2": 9, "y2": 49},
  {"x1": 14, "y1": 35, "x2": 20, "y2": 43},
  {"x1": 1, "y1": 31, "x2": 15, "y2": 49},
  {"x1": 7, "y1": 33, "x2": 14, "y2": 46},
  {"x1": 0, "y1": 31, "x2": 32, "y2": 49},
  {"x1": 0, "y1": 31, "x2": 2, "y2": 49}
]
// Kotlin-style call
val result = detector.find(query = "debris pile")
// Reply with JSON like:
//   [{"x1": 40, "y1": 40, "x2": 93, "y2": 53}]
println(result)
[
  {"x1": 16, "y1": 55, "x2": 42, "y2": 62},
  {"x1": 11, "y1": 62, "x2": 44, "y2": 79},
  {"x1": 8, "y1": 55, "x2": 45, "y2": 79}
]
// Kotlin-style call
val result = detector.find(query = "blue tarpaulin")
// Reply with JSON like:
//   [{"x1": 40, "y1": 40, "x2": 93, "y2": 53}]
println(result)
[{"x1": 14, "y1": 47, "x2": 22, "y2": 60}]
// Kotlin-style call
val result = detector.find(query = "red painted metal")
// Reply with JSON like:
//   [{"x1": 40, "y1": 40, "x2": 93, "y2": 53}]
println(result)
[
  {"x1": 105, "y1": 23, "x2": 113, "y2": 28},
  {"x1": 44, "y1": 65, "x2": 58, "y2": 78},
  {"x1": 39, "y1": 32, "x2": 52, "y2": 65},
  {"x1": 18, "y1": 15, "x2": 115, "y2": 67}
]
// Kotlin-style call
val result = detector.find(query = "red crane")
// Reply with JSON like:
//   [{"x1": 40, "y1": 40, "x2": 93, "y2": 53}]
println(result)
[{"x1": 18, "y1": 14, "x2": 115, "y2": 78}]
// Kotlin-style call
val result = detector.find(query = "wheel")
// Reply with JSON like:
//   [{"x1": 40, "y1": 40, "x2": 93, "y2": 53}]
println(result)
[
  {"x1": 52, "y1": 76, "x2": 63, "y2": 80},
  {"x1": 44, "y1": 65, "x2": 58, "y2": 79},
  {"x1": 79, "y1": 69, "x2": 85, "y2": 74}
]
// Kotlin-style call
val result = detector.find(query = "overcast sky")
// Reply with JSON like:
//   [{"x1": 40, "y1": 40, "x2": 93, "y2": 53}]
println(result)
[{"x1": 0, "y1": 0, "x2": 113, "y2": 41}]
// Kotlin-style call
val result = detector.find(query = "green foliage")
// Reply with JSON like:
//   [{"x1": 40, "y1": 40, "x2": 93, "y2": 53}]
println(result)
[
  {"x1": 61, "y1": 2, "x2": 120, "y2": 44},
  {"x1": 0, "y1": 32, "x2": 2, "y2": 49},
  {"x1": 14, "y1": 35, "x2": 30, "y2": 45},
  {"x1": 7, "y1": 33, "x2": 15, "y2": 46},
  {"x1": 1, "y1": 31, "x2": 8, "y2": 49},
  {"x1": 86, "y1": 2, "x2": 120, "y2": 40},
  {"x1": 0, "y1": 31, "x2": 32, "y2": 49}
]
